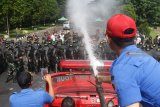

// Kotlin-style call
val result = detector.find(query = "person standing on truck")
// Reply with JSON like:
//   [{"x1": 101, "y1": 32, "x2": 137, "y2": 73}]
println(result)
[
  {"x1": 9, "y1": 72, "x2": 54, "y2": 107},
  {"x1": 61, "y1": 97, "x2": 75, "y2": 107},
  {"x1": 105, "y1": 14, "x2": 160, "y2": 107}
]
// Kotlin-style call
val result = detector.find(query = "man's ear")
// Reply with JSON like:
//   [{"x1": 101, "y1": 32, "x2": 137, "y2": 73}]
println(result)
[
  {"x1": 29, "y1": 81, "x2": 32, "y2": 86},
  {"x1": 107, "y1": 37, "x2": 117, "y2": 52},
  {"x1": 107, "y1": 37, "x2": 113, "y2": 45}
]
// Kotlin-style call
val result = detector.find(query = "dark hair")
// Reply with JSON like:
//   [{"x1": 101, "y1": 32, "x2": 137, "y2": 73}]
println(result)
[
  {"x1": 61, "y1": 97, "x2": 75, "y2": 107},
  {"x1": 111, "y1": 28, "x2": 135, "y2": 48},
  {"x1": 111, "y1": 37, "x2": 135, "y2": 48},
  {"x1": 17, "y1": 72, "x2": 32, "y2": 89}
]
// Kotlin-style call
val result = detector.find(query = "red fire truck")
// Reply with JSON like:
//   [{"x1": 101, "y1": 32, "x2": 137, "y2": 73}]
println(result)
[{"x1": 45, "y1": 60, "x2": 118, "y2": 107}]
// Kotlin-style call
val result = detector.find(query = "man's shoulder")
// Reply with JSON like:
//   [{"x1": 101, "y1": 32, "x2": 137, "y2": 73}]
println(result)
[
  {"x1": 119, "y1": 49, "x2": 151, "y2": 65},
  {"x1": 112, "y1": 49, "x2": 158, "y2": 73},
  {"x1": 10, "y1": 92, "x2": 18, "y2": 101},
  {"x1": 35, "y1": 89, "x2": 53, "y2": 102},
  {"x1": 10, "y1": 89, "x2": 46, "y2": 96},
  {"x1": 34, "y1": 88, "x2": 47, "y2": 95},
  {"x1": 34, "y1": 88, "x2": 44, "y2": 91}
]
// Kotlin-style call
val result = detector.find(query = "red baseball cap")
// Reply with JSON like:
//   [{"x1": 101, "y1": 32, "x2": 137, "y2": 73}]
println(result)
[{"x1": 106, "y1": 14, "x2": 137, "y2": 39}]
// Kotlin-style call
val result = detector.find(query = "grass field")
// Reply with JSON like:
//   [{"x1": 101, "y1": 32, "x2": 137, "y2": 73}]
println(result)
[
  {"x1": 150, "y1": 27, "x2": 160, "y2": 38},
  {"x1": 0, "y1": 24, "x2": 55, "y2": 38}
]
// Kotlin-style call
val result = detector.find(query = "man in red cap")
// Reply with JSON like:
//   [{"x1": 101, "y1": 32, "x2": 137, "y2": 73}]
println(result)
[{"x1": 105, "y1": 14, "x2": 160, "y2": 107}]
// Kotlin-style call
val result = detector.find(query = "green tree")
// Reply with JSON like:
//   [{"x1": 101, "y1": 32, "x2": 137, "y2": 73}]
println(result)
[
  {"x1": 146, "y1": 0, "x2": 160, "y2": 26},
  {"x1": 0, "y1": 0, "x2": 14, "y2": 34},
  {"x1": 139, "y1": 22, "x2": 151, "y2": 36},
  {"x1": 130, "y1": 0, "x2": 160, "y2": 26},
  {"x1": 0, "y1": 0, "x2": 60, "y2": 30},
  {"x1": 56, "y1": 0, "x2": 66, "y2": 16},
  {"x1": 40, "y1": 0, "x2": 60, "y2": 25},
  {"x1": 122, "y1": 3, "x2": 137, "y2": 21},
  {"x1": 11, "y1": 0, "x2": 31, "y2": 27},
  {"x1": 32, "y1": 0, "x2": 60, "y2": 26}
]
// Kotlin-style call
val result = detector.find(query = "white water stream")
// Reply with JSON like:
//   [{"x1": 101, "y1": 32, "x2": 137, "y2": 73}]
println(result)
[{"x1": 67, "y1": 0, "x2": 120, "y2": 76}]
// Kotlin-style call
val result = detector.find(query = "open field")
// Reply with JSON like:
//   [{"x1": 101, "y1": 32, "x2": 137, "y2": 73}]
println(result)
[
  {"x1": 0, "y1": 24, "x2": 55, "y2": 38},
  {"x1": 150, "y1": 27, "x2": 160, "y2": 38}
]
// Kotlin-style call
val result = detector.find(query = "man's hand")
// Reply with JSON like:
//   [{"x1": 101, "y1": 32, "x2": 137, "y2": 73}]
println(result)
[
  {"x1": 43, "y1": 74, "x2": 54, "y2": 98},
  {"x1": 96, "y1": 75, "x2": 112, "y2": 83},
  {"x1": 44, "y1": 74, "x2": 52, "y2": 84}
]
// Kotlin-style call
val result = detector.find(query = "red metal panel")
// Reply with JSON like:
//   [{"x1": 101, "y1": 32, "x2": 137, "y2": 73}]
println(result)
[
  {"x1": 103, "y1": 60, "x2": 113, "y2": 69},
  {"x1": 59, "y1": 60, "x2": 113, "y2": 69},
  {"x1": 45, "y1": 71, "x2": 118, "y2": 107}
]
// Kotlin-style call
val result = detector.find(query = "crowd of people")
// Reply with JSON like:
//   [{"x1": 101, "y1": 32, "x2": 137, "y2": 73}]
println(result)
[
  {"x1": 135, "y1": 34, "x2": 160, "y2": 61},
  {"x1": 0, "y1": 27, "x2": 160, "y2": 83},
  {"x1": 0, "y1": 28, "x2": 160, "y2": 82},
  {"x1": 0, "y1": 29, "x2": 116, "y2": 83}
]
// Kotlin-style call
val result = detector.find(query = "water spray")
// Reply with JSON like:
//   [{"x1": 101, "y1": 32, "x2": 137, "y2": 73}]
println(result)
[
  {"x1": 67, "y1": 0, "x2": 120, "y2": 106},
  {"x1": 67, "y1": 0, "x2": 102, "y2": 76}
]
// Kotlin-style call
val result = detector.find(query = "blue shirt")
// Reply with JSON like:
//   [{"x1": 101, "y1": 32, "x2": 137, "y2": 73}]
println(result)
[
  {"x1": 9, "y1": 88, "x2": 53, "y2": 107},
  {"x1": 110, "y1": 45, "x2": 160, "y2": 107}
]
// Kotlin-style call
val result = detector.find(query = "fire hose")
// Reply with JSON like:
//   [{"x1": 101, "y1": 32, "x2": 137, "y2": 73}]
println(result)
[{"x1": 96, "y1": 75, "x2": 112, "y2": 107}]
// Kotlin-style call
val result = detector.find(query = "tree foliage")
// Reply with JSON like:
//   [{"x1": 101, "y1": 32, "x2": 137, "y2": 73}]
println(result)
[
  {"x1": 123, "y1": 0, "x2": 160, "y2": 26},
  {"x1": 122, "y1": 3, "x2": 137, "y2": 21},
  {"x1": 0, "y1": 0, "x2": 60, "y2": 30},
  {"x1": 139, "y1": 22, "x2": 151, "y2": 36},
  {"x1": 0, "y1": 0, "x2": 159, "y2": 32},
  {"x1": 122, "y1": 0, "x2": 160, "y2": 36},
  {"x1": 56, "y1": 0, "x2": 66, "y2": 16}
]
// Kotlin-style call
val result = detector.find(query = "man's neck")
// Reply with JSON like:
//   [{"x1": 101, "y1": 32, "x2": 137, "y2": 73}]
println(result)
[
  {"x1": 116, "y1": 44, "x2": 134, "y2": 56},
  {"x1": 116, "y1": 47, "x2": 123, "y2": 56},
  {"x1": 22, "y1": 87, "x2": 31, "y2": 90}
]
